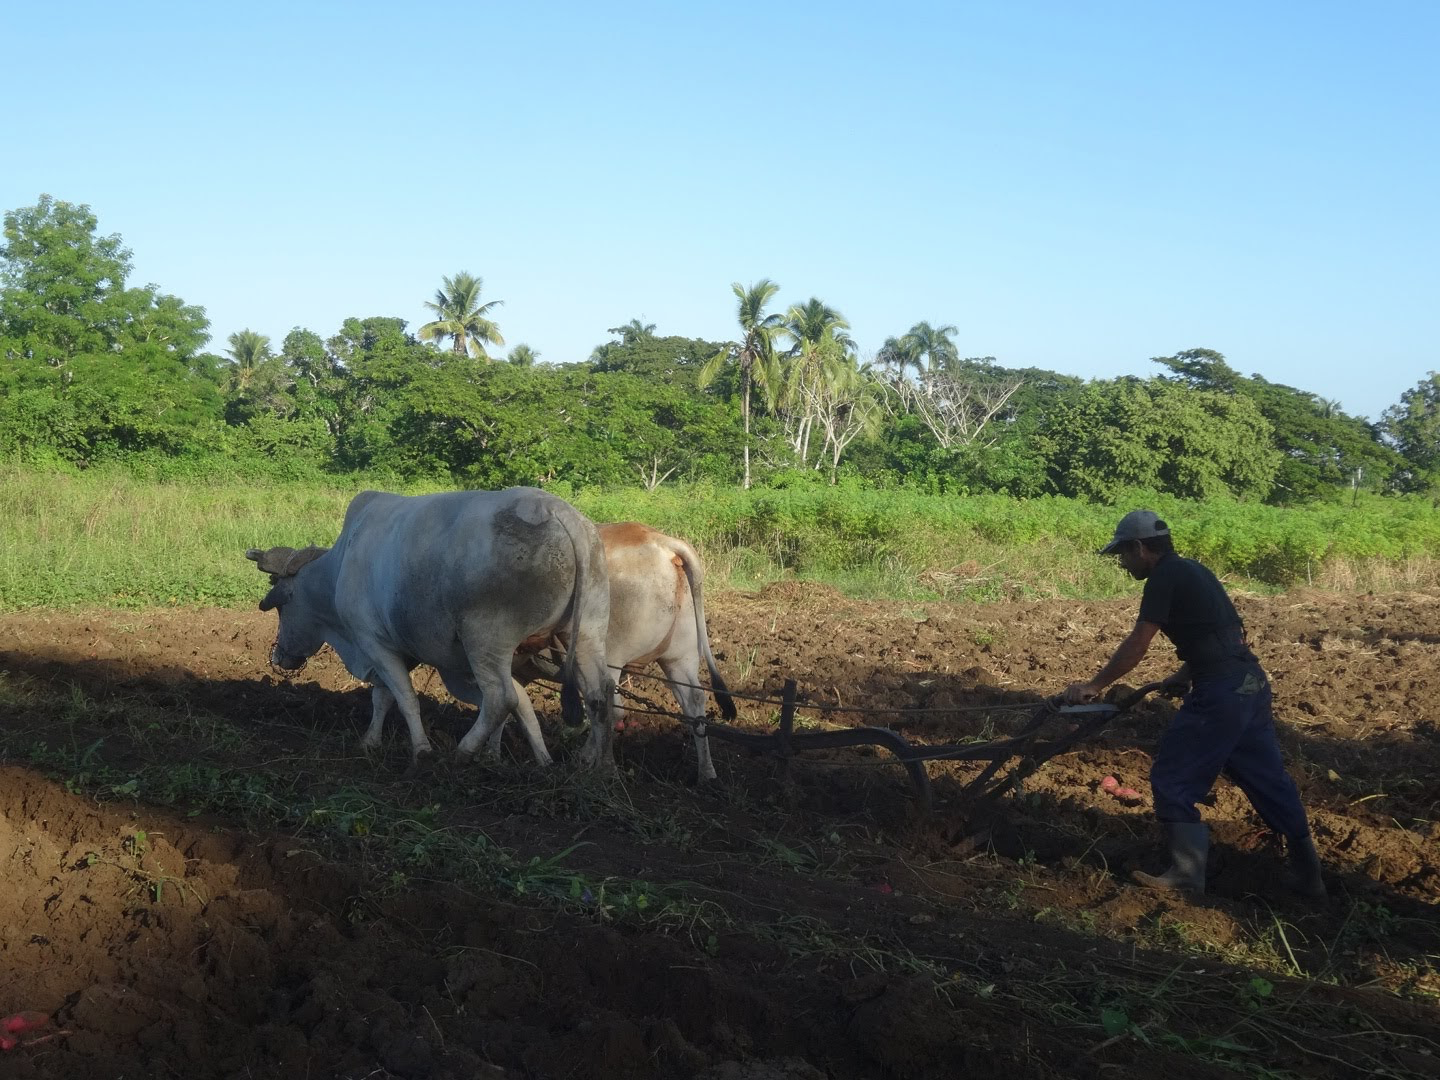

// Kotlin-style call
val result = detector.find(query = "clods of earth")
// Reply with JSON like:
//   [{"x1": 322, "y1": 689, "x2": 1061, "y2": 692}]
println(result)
[{"x1": 0, "y1": 584, "x2": 1437, "y2": 1078}]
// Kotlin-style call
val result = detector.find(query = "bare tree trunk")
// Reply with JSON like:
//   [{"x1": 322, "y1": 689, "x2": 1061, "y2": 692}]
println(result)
[
  {"x1": 637, "y1": 455, "x2": 677, "y2": 491},
  {"x1": 742, "y1": 378, "x2": 752, "y2": 490}
]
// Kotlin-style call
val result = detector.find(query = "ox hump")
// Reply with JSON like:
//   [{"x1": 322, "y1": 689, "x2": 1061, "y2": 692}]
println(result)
[{"x1": 508, "y1": 491, "x2": 559, "y2": 527}]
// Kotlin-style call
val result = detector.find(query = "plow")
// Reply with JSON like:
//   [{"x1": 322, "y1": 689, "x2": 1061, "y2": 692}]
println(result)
[{"x1": 685, "y1": 678, "x2": 1172, "y2": 814}]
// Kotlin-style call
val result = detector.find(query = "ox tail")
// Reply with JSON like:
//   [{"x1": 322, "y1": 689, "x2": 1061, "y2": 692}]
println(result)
[
  {"x1": 667, "y1": 536, "x2": 737, "y2": 721},
  {"x1": 553, "y1": 508, "x2": 596, "y2": 726}
]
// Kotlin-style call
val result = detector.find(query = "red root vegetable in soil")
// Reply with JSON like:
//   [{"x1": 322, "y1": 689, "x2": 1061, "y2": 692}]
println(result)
[
  {"x1": 1100, "y1": 775, "x2": 1144, "y2": 804},
  {"x1": 0, "y1": 1011, "x2": 54, "y2": 1051}
]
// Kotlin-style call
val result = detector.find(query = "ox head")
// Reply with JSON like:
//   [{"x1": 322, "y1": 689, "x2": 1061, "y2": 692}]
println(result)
[{"x1": 246, "y1": 545, "x2": 329, "y2": 669}]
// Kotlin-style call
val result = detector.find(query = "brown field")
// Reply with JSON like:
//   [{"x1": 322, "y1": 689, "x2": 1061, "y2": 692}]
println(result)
[{"x1": 0, "y1": 584, "x2": 1437, "y2": 1079}]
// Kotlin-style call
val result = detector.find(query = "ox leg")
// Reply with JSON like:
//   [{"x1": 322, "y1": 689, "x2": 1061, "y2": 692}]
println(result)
[
  {"x1": 573, "y1": 661, "x2": 616, "y2": 773},
  {"x1": 361, "y1": 684, "x2": 395, "y2": 751},
  {"x1": 454, "y1": 672, "x2": 519, "y2": 760},
  {"x1": 475, "y1": 680, "x2": 553, "y2": 766},
  {"x1": 482, "y1": 715, "x2": 508, "y2": 757},
  {"x1": 438, "y1": 670, "x2": 547, "y2": 765},
  {"x1": 452, "y1": 632, "x2": 522, "y2": 761},
  {"x1": 507, "y1": 678, "x2": 554, "y2": 765},
  {"x1": 662, "y1": 658, "x2": 717, "y2": 782},
  {"x1": 370, "y1": 657, "x2": 434, "y2": 761},
  {"x1": 438, "y1": 671, "x2": 525, "y2": 763}
]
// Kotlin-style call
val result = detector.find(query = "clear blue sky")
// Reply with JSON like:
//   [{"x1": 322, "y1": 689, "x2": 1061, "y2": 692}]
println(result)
[{"x1": 6, "y1": 1, "x2": 1436, "y2": 421}]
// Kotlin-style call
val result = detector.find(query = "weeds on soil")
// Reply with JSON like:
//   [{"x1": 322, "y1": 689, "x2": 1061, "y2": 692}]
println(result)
[{"x1": 3, "y1": 652, "x2": 1440, "y2": 1078}]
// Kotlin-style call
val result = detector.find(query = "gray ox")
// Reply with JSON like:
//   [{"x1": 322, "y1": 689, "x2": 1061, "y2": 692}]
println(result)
[
  {"x1": 509, "y1": 522, "x2": 737, "y2": 781},
  {"x1": 246, "y1": 488, "x2": 615, "y2": 769}
]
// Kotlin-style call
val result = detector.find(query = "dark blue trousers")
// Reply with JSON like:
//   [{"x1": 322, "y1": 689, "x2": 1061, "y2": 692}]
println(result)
[{"x1": 1150, "y1": 666, "x2": 1311, "y2": 838}]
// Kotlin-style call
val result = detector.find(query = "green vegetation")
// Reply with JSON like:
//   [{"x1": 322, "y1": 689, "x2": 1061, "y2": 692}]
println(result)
[
  {"x1": 5, "y1": 195, "x2": 1438, "y2": 504},
  {"x1": 2, "y1": 466, "x2": 1437, "y2": 611}
]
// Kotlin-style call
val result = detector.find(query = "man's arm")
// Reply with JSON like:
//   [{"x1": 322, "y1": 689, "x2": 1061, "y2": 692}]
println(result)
[{"x1": 1063, "y1": 619, "x2": 1162, "y2": 703}]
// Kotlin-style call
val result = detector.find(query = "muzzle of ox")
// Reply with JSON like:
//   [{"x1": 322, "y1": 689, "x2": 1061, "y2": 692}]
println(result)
[{"x1": 247, "y1": 545, "x2": 328, "y2": 672}]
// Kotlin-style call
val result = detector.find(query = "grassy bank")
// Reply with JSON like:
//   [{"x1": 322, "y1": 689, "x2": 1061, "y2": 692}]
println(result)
[{"x1": 2, "y1": 464, "x2": 1437, "y2": 610}]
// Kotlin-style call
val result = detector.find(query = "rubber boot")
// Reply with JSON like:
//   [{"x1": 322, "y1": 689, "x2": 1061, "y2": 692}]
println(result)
[
  {"x1": 1131, "y1": 822, "x2": 1208, "y2": 895},
  {"x1": 1282, "y1": 834, "x2": 1327, "y2": 901}
]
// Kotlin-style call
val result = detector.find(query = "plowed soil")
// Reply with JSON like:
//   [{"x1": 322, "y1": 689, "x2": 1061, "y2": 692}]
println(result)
[{"x1": 1, "y1": 584, "x2": 1437, "y2": 1079}]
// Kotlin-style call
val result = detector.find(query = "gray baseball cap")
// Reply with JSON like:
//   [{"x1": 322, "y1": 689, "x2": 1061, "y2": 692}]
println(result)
[{"x1": 1099, "y1": 509, "x2": 1170, "y2": 554}]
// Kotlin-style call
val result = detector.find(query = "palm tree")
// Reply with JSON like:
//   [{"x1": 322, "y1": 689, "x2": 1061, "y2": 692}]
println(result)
[
  {"x1": 606, "y1": 318, "x2": 657, "y2": 345},
  {"x1": 876, "y1": 334, "x2": 922, "y2": 378},
  {"x1": 698, "y1": 279, "x2": 783, "y2": 489},
  {"x1": 879, "y1": 321, "x2": 958, "y2": 379},
  {"x1": 418, "y1": 272, "x2": 504, "y2": 359},
  {"x1": 506, "y1": 343, "x2": 539, "y2": 367},
  {"x1": 779, "y1": 298, "x2": 855, "y2": 359},
  {"x1": 776, "y1": 299, "x2": 857, "y2": 465},
  {"x1": 904, "y1": 321, "x2": 960, "y2": 374},
  {"x1": 226, "y1": 329, "x2": 273, "y2": 392}
]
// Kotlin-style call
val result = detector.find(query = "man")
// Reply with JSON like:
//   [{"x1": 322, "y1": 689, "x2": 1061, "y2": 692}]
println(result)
[{"x1": 1063, "y1": 510, "x2": 1325, "y2": 900}]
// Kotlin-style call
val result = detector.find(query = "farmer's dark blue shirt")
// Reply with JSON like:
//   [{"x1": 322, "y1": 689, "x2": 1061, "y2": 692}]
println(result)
[{"x1": 1138, "y1": 553, "x2": 1257, "y2": 675}]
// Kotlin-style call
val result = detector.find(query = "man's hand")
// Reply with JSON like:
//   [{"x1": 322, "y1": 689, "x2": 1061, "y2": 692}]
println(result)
[
  {"x1": 1063, "y1": 681, "x2": 1101, "y2": 704},
  {"x1": 1159, "y1": 676, "x2": 1190, "y2": 699}
]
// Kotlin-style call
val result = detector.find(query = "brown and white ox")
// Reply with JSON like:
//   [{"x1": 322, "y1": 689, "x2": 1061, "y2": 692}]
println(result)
[{"x1": 508, "y1": 522, "x2": 736, "y2": 781}]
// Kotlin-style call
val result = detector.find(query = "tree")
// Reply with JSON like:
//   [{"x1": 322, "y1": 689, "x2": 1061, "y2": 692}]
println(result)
[
  {"x1": 221, "y1": 330, "x2": 299, "y2": 424},
  {"x1": 374, "y1": 361, "x2": 743, "y2": 489},
  {"x1": 605, "y1": 318, "x2": 656, "y2": 345},
  {"x1": 883, "y1": 358, "x2": 1023, "y2": 452},
  {"x1": 698, "y1": 279, "x2": 783, "y2": 489},
  {"x1": 1038, "y1": 378, "x2": 1281, "y2": 502},
  {"x1": 418, "y1": 272, "x2": 504, "y2": 359},
  {"x1": 778, "y1": 298, "x2": 855, "y2": 359},
  {"x1": 586, "y1": 332, "x2": 724, "y2": 383},
  {"x1": 1, "y1": 194, "x2": 131, "y2": 362},
  {"x1": 793, "y1": 357, "x2": 885, "y2": 482},
  {"x1": 324, "y1": 317, "x2": 431, "y2": 470},
  {"x1": 877, "y1": 320, "x2": 959, "y2": 378},
  {"x1": 1382, "y1": 372, "x2": 1440, "y2": 493},
  {"x1": 274, "y1": 327, "x2": 343, "y2": 433},
  {"x1": 0, "y1": 195, "x2": 222, "y2": 462},
  {"x1": 590, "y1": 319, "x2": 658, "y2": 364},
  {"x1": 874, "y1": 323, "x2": 1021, "y2": 456},
  {"x1": 225, "y1": 329, "x2": 272, "y2": 391},
  {"x1": 1154, "y1": 348, "x2": 1399, "y2": 502},
  {"x1": 505, "y1": 343, "x2": 538, "y2": 367},
  {"x1": 124, "y1": 291, "x2": 212, "y2": 365},
  {"x1": 1152, "y1": 347, "x2": 1243, "y2": 393},
  {"x1": 775, "y1": 298, "x2": 857, "y2": 468}
]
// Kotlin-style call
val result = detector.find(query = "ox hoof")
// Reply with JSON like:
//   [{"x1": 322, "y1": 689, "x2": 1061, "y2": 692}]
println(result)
[{"x1": 404, "y1": 750, "x2": 439, "y2": 778}]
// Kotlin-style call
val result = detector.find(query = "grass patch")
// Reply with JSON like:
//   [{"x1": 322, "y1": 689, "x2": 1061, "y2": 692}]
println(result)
[{"x1": 4, "y1": 465, "x2": 1440, "y2": 610}]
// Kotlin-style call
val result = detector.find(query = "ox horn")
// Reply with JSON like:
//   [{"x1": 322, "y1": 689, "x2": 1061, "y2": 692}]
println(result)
[{"x1": 246, "y1": 545, "x2": 329, "y2": 576}]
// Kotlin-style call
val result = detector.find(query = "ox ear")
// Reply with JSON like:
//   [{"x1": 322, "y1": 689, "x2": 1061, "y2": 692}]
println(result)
[
  {"x1": 259, "y1": 580, "x2": 291, "y2": 612},
  {"x1": 282, "y1": 545, "x2": 328, "y2": 576}
]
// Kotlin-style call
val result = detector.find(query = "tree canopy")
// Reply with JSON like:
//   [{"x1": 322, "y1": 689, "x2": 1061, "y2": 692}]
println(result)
[{"x1": 0, "y1": 196, "x2": 1427, "y2": 503}]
